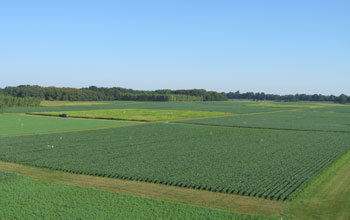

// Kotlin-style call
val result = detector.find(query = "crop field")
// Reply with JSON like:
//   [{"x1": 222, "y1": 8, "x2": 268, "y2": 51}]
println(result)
[
  {"x1": 1, "y1": 100, "x2": 350, "y2": 219},
  {"x1": 5, "y1": 100, "x2": 299, "y2": 114},
  {"x1": 1, "y1": 122, "x2": 349, "y2": 201},
  {"x1": 0, "y1": 113, "x2": 137, "y2": 137},
  {"x1": 30, "y1": 109, "x2": 228, "y2": 121},
  {"x1": 0, "y1": 171, "x2": 274, "y2": 220},
  {"x1": 179, "y1": 109, "x2": 350, "y2": 132}
]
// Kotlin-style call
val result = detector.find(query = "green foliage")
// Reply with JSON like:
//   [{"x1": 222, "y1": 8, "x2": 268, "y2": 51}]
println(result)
[
  {"x1": 0, "y1": 171, "x2": 274, "y2": 220},
  {"x1": 2, "y1": 85, "x2": 226, "y2": 102},
  {"x1": 226, "y1": 91, "x2": 350, "y2": 103},
  {"x1": 0, "y1": 123, "x2": 349, "y2": 201},
  {"x1": 0, "y1": 114, "x2": 135, "y2": 137},
  {"x1": 31, "y1": 109, "x2": 228, "y2": 122},
  {"x1": 0, "y1": 94, "x2": 40, "y2": 110}
]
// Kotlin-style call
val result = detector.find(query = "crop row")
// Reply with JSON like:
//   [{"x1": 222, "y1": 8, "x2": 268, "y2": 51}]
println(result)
[{"x1": 0, "y1": 123, "x2": 349, "y2": 200}]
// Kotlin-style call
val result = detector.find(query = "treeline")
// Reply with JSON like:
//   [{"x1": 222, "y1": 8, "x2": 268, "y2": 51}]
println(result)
[
  {"x1": 1, "y1": 85, "x2": 227, "y2": 102},
  {"x1": 0, "y1": 94, "x2": 40, "y2": 110},
  {"x1": 226, "y1": 91, "x2": 350, "y2": 104}
]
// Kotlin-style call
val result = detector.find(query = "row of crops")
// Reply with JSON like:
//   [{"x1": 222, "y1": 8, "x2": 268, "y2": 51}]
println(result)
[
  {"x1": 1, "y1": 123, "x2": 349, "y2": 201},
  {"x1": 1, "y1": 171, "x2": 275, "y2": 220}
]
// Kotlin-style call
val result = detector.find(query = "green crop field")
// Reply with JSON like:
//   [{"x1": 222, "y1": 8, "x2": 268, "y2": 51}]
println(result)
[
  {"x1": 30, "y1": 109, "x2": 229, "y2": 122},
  {"x1": 0, "y1": 113, "x2": 137, "y2": 137},
  {"x1": 179, "y1": 108, "x2": 350, "y2": 132},
  {"x1": 1, "y1": 100, "x2": 350, "y2": 219},
  {"x1": 1, "y1": 123, "x2": 349, "y2": 201},
  {"x1": 0, "y1": 171, "x2": 274, "y2": 220}
]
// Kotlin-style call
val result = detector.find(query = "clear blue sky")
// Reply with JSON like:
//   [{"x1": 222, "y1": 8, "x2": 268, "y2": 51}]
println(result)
[{"x1": 1, "y1": 0, "x2": 349, "y2": 95}]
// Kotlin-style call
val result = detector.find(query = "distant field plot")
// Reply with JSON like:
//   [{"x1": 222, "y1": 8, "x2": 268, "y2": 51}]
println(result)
[
  {"x1": 31, "y1": 109, "x2": 228, "y2": 122},
  {"x1": 5, "y1": 100, "x2": 300, "y2": 114},
  {"x1": 179, "y1": 109, "x2": 350, "y2": 132},
  {"x1": 0, "y1": 114, "x2": 136, "y2": 137},
  {"x1": 0, "y1": 171, "x2": 272, "y2": 220},
  {"x1": 41, "y1": 101, "x2": 108, "y2": 106},
  {"x1": 0, "y1": 123, "x2": 349, "y2": 201}
]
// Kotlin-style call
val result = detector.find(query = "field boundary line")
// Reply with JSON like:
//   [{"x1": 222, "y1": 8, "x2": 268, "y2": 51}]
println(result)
[
  {"x1": 172, "y1": 121, "x2": 350, "y2": 134},
  {"x1": 0, "y1": 160, "x2": 284, "y2": 217},
  {"x1": 0, "y1": 122, "x2": 144, "y2": 138},
  {"x1": 290, "y1": 151, "x2": 350, "y2": 200}
]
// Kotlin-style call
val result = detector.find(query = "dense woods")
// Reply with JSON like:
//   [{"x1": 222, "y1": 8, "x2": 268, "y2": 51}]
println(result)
[
  {"x1": 1, "y1": 85, "x2": 349, "y2": 104},
  {"x1": 226, "y1": 91, "x2": 350, "y2": 104},
  {"x1": 0, "y1": 94, "x2": 40, "y2": 110},
  {"x1": 1, "y1": 85, "x2": 227, "y2": 102}
]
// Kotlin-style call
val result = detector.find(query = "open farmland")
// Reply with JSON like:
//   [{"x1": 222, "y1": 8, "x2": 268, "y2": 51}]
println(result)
[
  {"x1": 1, "y1": 122, "x2": 349, "y2": 201},
  {"x1": 4, "y1": 100, "x2": 298, "y2": 114},
  {"x1": 0, "y1": 171, "x2": 275, "y2": 220},
  {"x1": 29, "y1": 109, "x2": 229, "y2": 122},
  {"x1": 1, "y1": 100, "x2": 350, "y2": 219}
]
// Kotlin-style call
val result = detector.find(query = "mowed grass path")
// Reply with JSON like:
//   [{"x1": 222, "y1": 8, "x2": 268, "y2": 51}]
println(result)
[
  {"x1": 0, "y1": 171, "x2": 276, "y2": 220},
  {"x1": 0, "y1": 113, "x2": 137, "y2": 137},
  {"x1": 31, "y1": 109, "x2": 229, "y2": 122},
  {"x1": 284, "y1": 152, "x2": 350, "y2": 220}
]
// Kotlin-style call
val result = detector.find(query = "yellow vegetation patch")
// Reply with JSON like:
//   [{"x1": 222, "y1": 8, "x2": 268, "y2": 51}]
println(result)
[{"x1": 40, "y1": 101, "x2": 108, "y2": 106}]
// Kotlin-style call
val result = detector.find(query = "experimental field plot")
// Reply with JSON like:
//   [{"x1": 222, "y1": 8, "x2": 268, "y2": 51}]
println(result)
[
  {"x1": 1, "y1": 123, "x2": 349, "y2": 201},
  {"x1": 5, "y1": 100, "x2": 299, "y2": 114}
]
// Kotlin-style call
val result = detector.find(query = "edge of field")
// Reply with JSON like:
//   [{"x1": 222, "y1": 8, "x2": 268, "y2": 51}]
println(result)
[
  {"x1": 284, "y1": 151, "x2": 350, "y2": 219},
  {"x1": 0, "y1": 160, "x2": 284, "y2": 218}
]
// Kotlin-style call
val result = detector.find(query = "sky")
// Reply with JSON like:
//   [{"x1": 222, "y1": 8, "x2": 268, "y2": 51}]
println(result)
[{"x1": 1, "y1": 0, "x2": 349, "y2": 95}]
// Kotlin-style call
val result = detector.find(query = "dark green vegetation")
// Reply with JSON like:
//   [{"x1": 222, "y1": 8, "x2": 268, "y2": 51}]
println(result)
[
  {"x1": 227, "y1": 91, "x2": 350, "y2": 104},
  {"x1": 1, "y1": 123, "x2": 349, "y2": 201},
  {"x1": 2, "y1": 85, "x2": 350, "y2": 103},
  {"x1": 178, "y1": 107, "x2": 350, "y2": 132},
  {"x1": 31, "y1": 109, "x2": 228, "y2": 122},
  {"x1": 0, "y1": 94, "x2": 40, "y2": 110},
  {"x1": 1, "y1": 85, "x2": 227, "y2": 101},
  {"x1": 0, "y1": 114, "x2": 137, "y2": 137},
  {"x1": 0, "y1": 171, "x2": 275, "y2": 220}
]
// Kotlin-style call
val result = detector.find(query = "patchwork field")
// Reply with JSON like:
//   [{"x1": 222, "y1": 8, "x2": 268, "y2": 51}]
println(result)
[
  {"x1": 0, "y1": 113, "x2": 138, "y2": 137},
  {"x1": 1, "y1": 100, "x2": 349, "y2": 219},
  {"x1": 5, "y1": 100, "x2": 298, "y2": 114},
  {"x1": 1, "y1": 123, "x2": 349, "y2": 201},
  {"x1": 30, "y1": 109, "x2": 229, "y2": 122}
]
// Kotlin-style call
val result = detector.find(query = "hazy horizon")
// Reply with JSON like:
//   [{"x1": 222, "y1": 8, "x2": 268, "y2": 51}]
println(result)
[{"x1": 1, "y1": 0, "x2": 349, "y2": 95}]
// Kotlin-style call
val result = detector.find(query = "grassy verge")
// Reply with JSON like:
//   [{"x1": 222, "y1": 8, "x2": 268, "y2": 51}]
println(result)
[
  {"x1": 30, "y1": 109, "x2": 229, "y2": 122},
  {"x1": 0, "y1": 170, "x2": 278, "y2": 220},
  {"x1": 284, "y1": 151, "x2": 350, "y2": 220},
  {"x1": 0, "y1": 161, "x2": 283, "y2": 217}
]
